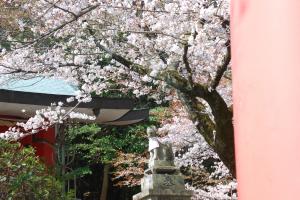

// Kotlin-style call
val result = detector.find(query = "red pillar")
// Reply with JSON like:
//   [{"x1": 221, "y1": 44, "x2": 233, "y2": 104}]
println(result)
[
  {"x1": 31, "y1": 127, "x2": 56, "y2": 167},
  {"x1": 231, "y1": 0, "x2": 300, "y2": 199},
  {"x1": 0, "y1": 124, "x2": 55, "y2": 167}
]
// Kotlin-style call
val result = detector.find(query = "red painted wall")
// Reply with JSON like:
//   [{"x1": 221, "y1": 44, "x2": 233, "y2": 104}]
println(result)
[
  {"x1": 232, "y1": 0, "x2": 300, "y2": 199},
  {"x1": 0, "y1": 124, "x2": 55, "y2": 167}
]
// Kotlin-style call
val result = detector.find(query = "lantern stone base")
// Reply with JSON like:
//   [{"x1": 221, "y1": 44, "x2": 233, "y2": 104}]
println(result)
[
  {"x1": 132, "y1": 189, "x2": 193, "y2": 200},
  {"x1": 133, "y1": 174, "x2": 193, "y2": 200}
]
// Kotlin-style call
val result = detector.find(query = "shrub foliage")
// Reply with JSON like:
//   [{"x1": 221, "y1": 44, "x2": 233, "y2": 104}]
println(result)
[{"x1": 0, "y1": 140, "x2": 64, "y2": 200}]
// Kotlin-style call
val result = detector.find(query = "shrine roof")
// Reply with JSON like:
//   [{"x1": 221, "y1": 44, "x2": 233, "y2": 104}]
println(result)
[
  {"x1": 0, "y1": 77, "x2": 76, "y2": 95},
  {"x1": 0, "y1": 77, "x2": 149, "y2": 126}
]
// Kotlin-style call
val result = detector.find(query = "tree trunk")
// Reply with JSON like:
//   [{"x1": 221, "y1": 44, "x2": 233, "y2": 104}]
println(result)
[
  {"x1": 178, "y1": 89, "x2": 236, "y2": 177},
  {"x1": 204, "y1": 90, "x2": 235, "y2": 177},
  {"x1": 100, "y1": 164, "x2": 110, "y2": 200}
]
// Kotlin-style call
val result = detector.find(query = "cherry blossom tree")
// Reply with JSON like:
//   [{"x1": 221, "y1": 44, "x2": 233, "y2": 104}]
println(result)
[{"x1": 0, "y1": 0, "x2": 234, "y2": 175}]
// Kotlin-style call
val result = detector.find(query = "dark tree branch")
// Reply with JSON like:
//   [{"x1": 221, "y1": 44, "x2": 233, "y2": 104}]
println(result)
[
  {"x1": 0, "y1": 64, "x2": 39, "y2": 75},
  {"x1": 19, "y1": 4, "x2": 100, "y2": 48},
  {"x1": 162, "y1": 69, "x2": 236, "y2": 175},
  {"x1": 97, "y1": 4, "x2": 198, "y2": 14},
  {"x1": 91, "y1": 38, "x2": 150, "y2": 75},
  {"x1": 44, "y1": 0, "x2": 78, "y2": 18},
  {"x1": 183, "y1": 43, "x2": 194, "y2": 87},
  {"x1": 86, "y1": 25, "x2": 152, "y2": 76},
  {"x1": 176, "y1": 83, "x2": 235, "y2": 176},
  {"x1": 192, "y1": 84, "x2": 235, "y2": 176},
  {"x1": 35, "y1": 0, "x2": 62, "y2": 21},
  {"x1": 177, "y1": 91, "x2": 216, "y2": 145},
  {"x1": 210, "y1": 40, "x2": 231, "y2": 90}
]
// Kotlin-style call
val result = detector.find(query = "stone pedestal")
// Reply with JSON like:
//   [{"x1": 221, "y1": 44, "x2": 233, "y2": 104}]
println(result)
[
  {"x1": 133, "y1": 171, "x2": 193, "y2": 200},
  {"x1": 133, "y1": 189, "x2": 192, "y2": 200}
]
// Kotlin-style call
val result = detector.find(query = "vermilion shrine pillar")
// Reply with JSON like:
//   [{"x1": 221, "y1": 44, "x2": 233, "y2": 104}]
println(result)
[
  {"x1": 231, "y1": 0, "x2": 300, "y2": 199},
  {"x1": 0, "y1": 119, "x2": 55, "y2": 167}
]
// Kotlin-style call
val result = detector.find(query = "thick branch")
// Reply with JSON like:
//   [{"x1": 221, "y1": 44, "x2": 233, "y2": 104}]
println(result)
[
  {"x1": 98, "y1": 4, "x2": 198, "y2": 15},
  {"x1": 210, "y1": 40, "x2": 231, "y2": 89},
  {"x1": 182, "y1": 44, "x2": 194, "y2": 86},
  {"x1": 177, "y1": 91, "x2": 216, "y2": 146},
  {"x1": 192, "y1": 84, "x2": 235, "y2": 176},
  {"x1": 0, "y1": 64, "x2": 39, "y2": 75},
  {"x1": 90, "y1": 35, "x2": 150, "y2": 75},
  {"x1": 161, "y1": 69, "x2": 235, "y2": 175}
]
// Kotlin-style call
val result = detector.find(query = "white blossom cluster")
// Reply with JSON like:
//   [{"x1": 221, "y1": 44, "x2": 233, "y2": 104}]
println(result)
[
  {"x1": 186, "y1": 182, "x2": 237, "y2": 200},
  {"x1": 0, "y1": 101, "x2": 95, "y2": 140}
]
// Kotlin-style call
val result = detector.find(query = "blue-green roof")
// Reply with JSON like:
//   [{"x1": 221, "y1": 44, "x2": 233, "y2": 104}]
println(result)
[{"x1": 0, "y1": 77, "x2": 77, "y2": 95}]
